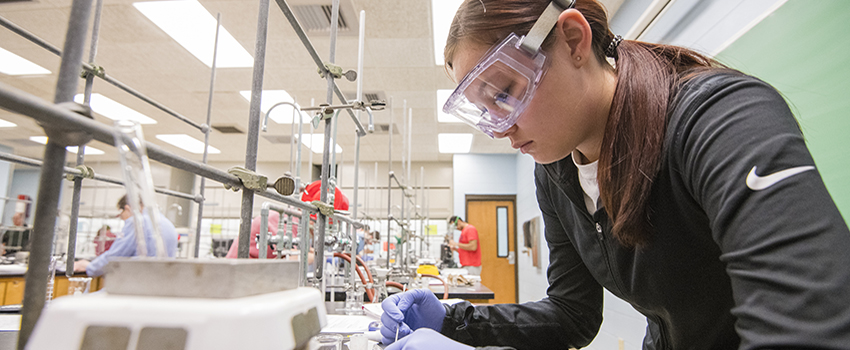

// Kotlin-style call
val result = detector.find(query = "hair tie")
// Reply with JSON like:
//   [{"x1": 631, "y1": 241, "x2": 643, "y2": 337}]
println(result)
[{"x1": 605, "y1": 35, "x2": 623, "y2": 58}]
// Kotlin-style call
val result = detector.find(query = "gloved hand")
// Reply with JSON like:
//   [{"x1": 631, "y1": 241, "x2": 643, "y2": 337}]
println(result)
[
  {"x1": 380, "y1": 288, "x2": 445, "y2": 345},
  {"x1": 385, "y1": 329, "x2": 473, "y2": 350}
]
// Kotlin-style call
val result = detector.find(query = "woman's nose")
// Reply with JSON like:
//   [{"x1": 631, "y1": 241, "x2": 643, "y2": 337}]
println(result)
[{"x1": 492, "y1": 124, "x2": 517, "y2": 139}]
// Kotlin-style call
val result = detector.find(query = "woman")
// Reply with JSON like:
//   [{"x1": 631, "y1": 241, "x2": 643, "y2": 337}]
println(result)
[
  {"x1": 225, "y1": 211, "x2": 279, "y2": 259},
  {"x1": 380, "y1": 0, "x2": 850, "y2": 349}
]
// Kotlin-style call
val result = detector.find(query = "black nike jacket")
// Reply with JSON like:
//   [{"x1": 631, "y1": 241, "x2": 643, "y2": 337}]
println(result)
[{"x1": 439, "y1": 72, "x2": 850, "y2": 349}]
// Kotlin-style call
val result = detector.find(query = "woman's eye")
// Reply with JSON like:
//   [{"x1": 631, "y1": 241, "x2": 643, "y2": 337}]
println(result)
[{"x1": 494, "y1": 91, "x2": 510, "y2": 103}]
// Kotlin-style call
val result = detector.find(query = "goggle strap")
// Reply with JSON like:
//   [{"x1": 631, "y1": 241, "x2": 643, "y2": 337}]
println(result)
[{"x1": 519, "y1": 0, "x2": 575, "y2": 55}]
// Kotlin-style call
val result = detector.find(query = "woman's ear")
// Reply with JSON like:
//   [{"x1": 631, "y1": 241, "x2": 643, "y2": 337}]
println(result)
[{"x1": 555, "y1": 9, "x2": 593, "y2": 66}]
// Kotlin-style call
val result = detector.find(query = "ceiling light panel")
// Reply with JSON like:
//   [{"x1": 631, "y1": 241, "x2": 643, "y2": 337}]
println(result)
[
  {"x1": 296, "y1": 134, "x2": 343, "y2": 154},
  {"x1": 74, "y1": 93, "x2": 157, "y2": 124},
  {"x1": 437, "y1": 89, "x2": 463, "y2": 123},
  {"x1": 431, "y1": 0, "x2": 465, "y2": 65},
  {"x1": 133, "y1": 0, "x2": 253, "y2": 68},
  {"x1": 29, "y1": 136, "x2": 106, "y2": 155},
  {"x1": 239, "y1": 90, "x2": 310, "y2": 124},
  {"x1": 0, "y1": 47, "x2": 50, "y2": 76},
  {"x1": 156, "y1": 134, "x2": 221, "y2": 154},
  {"x1": 438, "y1": 133, "x2": 472, "y2": 153},
  {"x1": 0, "y1": 118, "x2": 17, "y2": 128}
]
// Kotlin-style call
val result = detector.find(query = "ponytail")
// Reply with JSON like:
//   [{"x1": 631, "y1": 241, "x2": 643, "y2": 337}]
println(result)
[{"x1": 599, "y1": 40, "x2": 721, "y2": 247}]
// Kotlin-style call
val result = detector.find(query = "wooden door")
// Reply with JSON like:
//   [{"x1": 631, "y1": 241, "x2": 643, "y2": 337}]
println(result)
[{"x1": 467, "y1": 198, "x2": 516, "y2": 304}]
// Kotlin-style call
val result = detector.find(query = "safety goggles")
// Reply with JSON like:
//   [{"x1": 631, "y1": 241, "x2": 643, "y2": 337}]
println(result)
[{"x1": 442, "y1": 0, "x2": 574, "y2": 137}]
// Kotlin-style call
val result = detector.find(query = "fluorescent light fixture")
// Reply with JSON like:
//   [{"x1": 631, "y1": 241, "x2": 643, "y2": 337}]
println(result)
[
  {"x1": 0, "y1": 47, "x2": 50, "y2": 75},
  {"x1": 296, "y1": 134, "x2": 343, "y2": 154},
  {"x1": 29, "y1": 136, "x2": 106, "y2": 155},
  {"x1": 431, "y1": 0, "x2": 465, "y2": 65},
  {"x1": 438, "y1": 133, "x2": 472, "y2": 153},
  {"x1": 74, "y1": 93, "x2": 157, "y2": 124},
  {"x1": 0, "y1": 118, "x2": 16, "y2": 128},
  {"x1": 239, "y1": 90, "x2": 309, "y2": 124},
  {"x1": 156, "y1": 134, "x2": 221, "y2": 154},
  {"x1": 437, "y1": 89, "x2": 463, "y2": 123},
  {"x1": 133, "y1": 0, "x2": 253, "y2": 68}
]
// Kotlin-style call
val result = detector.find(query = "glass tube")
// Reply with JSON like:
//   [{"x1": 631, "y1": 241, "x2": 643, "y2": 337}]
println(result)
[{"x1": 113, "y1": 120, "x2": 167, "y2": 258}]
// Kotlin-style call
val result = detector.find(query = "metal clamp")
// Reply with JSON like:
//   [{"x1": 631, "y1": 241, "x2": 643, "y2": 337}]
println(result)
[
  {"x1": 65, "y1": 165, "x2": 95, "y2": 181},
  {"x1": 351, "y1": 99, "x2": 386, "y2": 111},
  {"x1": 311, "y1": 200, "x2": 335, "y2": 217},
  {"x1": 318, "y1": 62, "x2": 357, "y2": 82},
  {"x1": 310, "y1": 104, "x2": 337, "y2": 129},
  {"x1": 80, "y1": 64, "x2": 106, "y2": 79},
  {"x1": 42, "y1": 102, "x2": 94, "y2": 147},
  {"x1": 302, "y1": 100, "x2": 386, "y2": 113},
  {"x1": 227, "y1": 166, "x2": 267, "y2": 191},
  {"x1": 222, "y1": 182, "x2": 240, "y2": 192}
]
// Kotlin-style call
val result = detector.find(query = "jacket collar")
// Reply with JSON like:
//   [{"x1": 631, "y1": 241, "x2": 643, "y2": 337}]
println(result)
[{"x1": 539, "y1": 154, "x2": 590, "y2": 215}]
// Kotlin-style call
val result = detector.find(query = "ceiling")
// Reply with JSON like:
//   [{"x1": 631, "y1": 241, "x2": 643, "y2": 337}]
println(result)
[{"x1": 0, "y1": 0, "x2": 621, "y2": 165}]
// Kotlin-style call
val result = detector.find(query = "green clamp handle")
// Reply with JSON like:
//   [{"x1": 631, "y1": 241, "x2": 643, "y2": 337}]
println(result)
[
  {"x1": 311, "y1": 200, "x2": 335, "y2": 217},
  {"x1": 318, "y1": 63, "x2": 343, "y2": 79},
  {"x1": 227, "y1": 166, "x2": 268, "y2": 191},
  {"x1": 66, "y1": 165, "x2": 95, "y2": 181},
  {"x1": 80, "y1": 64, "x2": 106, "y2": 79}
]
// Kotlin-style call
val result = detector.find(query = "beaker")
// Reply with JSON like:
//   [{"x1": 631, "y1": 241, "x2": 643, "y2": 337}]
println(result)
[
  {"x1": 343, "y1": 289, "x2": 365, "y2": 315},
  {"x1": 349, "y1": 333, "x2": 368, "y2": 350},
  {"x1": 68, "y1": 277, "x2": 92, "y2": 296},
  {"x1": 314, "y1": 334, "x2": 343, "y2": 350}
]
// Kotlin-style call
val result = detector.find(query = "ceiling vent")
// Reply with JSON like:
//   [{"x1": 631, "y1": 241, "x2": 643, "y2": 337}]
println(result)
[
  {"x1": 290, "y1": 0, "x2": 359, "y2": 37},
  {"x1": 211, "y1": 124, "x2": 244, "y2": 134},
  {"x1": 372, "y1": 123, "x2": 398, "y2": 135},
  {"x1": 262, "y1": 134, "x2": 293, "y2": 144}
]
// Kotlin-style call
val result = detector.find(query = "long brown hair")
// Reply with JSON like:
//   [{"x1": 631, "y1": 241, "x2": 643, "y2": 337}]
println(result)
[{"x1": 445, "y1": 0, "x2": 723, "y2": 247}]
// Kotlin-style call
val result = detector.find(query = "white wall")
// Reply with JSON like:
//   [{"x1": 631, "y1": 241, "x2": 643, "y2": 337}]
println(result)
[
  {"x1": 0, "y1": 144, "x2": 15, "y2": 226},
  {"x1": 515, "y1": 153, "x2": 549, "y2": 302},
  {"x1": 451, "y1": 154, "x2": 517, "y2": 220},
  {"x1": 8, "y1": 168, "x2": 43, "y2": 227},
  {"x1": 512, "y1": 153, "x2": 647, "y2": 349}
]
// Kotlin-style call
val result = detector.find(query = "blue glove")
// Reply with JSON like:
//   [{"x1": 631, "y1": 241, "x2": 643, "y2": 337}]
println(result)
[
  {"x1": 380, "y1": 289, "x2": 445, "y2": 345},
  {"x1": 385, "y1": 329, "x2": 473, "y2": 350}
]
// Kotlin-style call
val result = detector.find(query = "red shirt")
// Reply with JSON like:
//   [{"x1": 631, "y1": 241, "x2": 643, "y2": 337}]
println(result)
[
  {"x1": 458, "y1": 224, "x2": 481, "y2": 267},
  {"x1": 94, "y1": 229, "x2": 116, "y2": 256}
]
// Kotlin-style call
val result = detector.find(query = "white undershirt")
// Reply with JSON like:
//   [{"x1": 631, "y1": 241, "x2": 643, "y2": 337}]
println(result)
[{"x1": 572, "y1": 150, "x2": 600, "y2": 215}]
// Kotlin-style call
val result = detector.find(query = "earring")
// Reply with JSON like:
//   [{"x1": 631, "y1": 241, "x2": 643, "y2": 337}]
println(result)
[{"x1": 576, "y1": 56, "x2": 581, "y2": 61}]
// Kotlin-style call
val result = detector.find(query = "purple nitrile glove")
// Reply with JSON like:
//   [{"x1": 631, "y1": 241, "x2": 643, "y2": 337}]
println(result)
[
  {"x1": 386, "y1": 329, "x2": 473, "y2": 350},
  {"x1": 380, "y1": 289, "x2": 446, "y2": 345}
]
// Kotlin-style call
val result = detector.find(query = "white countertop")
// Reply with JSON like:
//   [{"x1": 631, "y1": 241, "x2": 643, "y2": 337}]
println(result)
[
  {"x1": 0, "y1": 265, "x2": 26, "y2": 276},
  {"x1": 0, "y1": 315, "x2": 20, "y2": 331}
]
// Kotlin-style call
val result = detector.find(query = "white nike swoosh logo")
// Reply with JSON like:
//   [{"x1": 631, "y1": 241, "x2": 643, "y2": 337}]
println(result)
[{"x1": 746, "y1": 165, "x2": 815, "y2": 191}]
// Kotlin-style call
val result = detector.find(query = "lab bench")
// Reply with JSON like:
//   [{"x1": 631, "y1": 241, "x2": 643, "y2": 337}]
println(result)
[
  {"x1": 325, "y1": 282, "x2": 495, "y2": 303},
  {"x1": 429, "y1": 283, "x2": 495, "y2": 303},
  {"x1": 0, "y1": 268, "x2": 103, "y2": 306}
]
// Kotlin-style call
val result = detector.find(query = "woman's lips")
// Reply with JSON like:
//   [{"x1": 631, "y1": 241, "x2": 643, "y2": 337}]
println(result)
[{"x1": 518, "y1": 141, "x2": 532, "y2": 154}]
